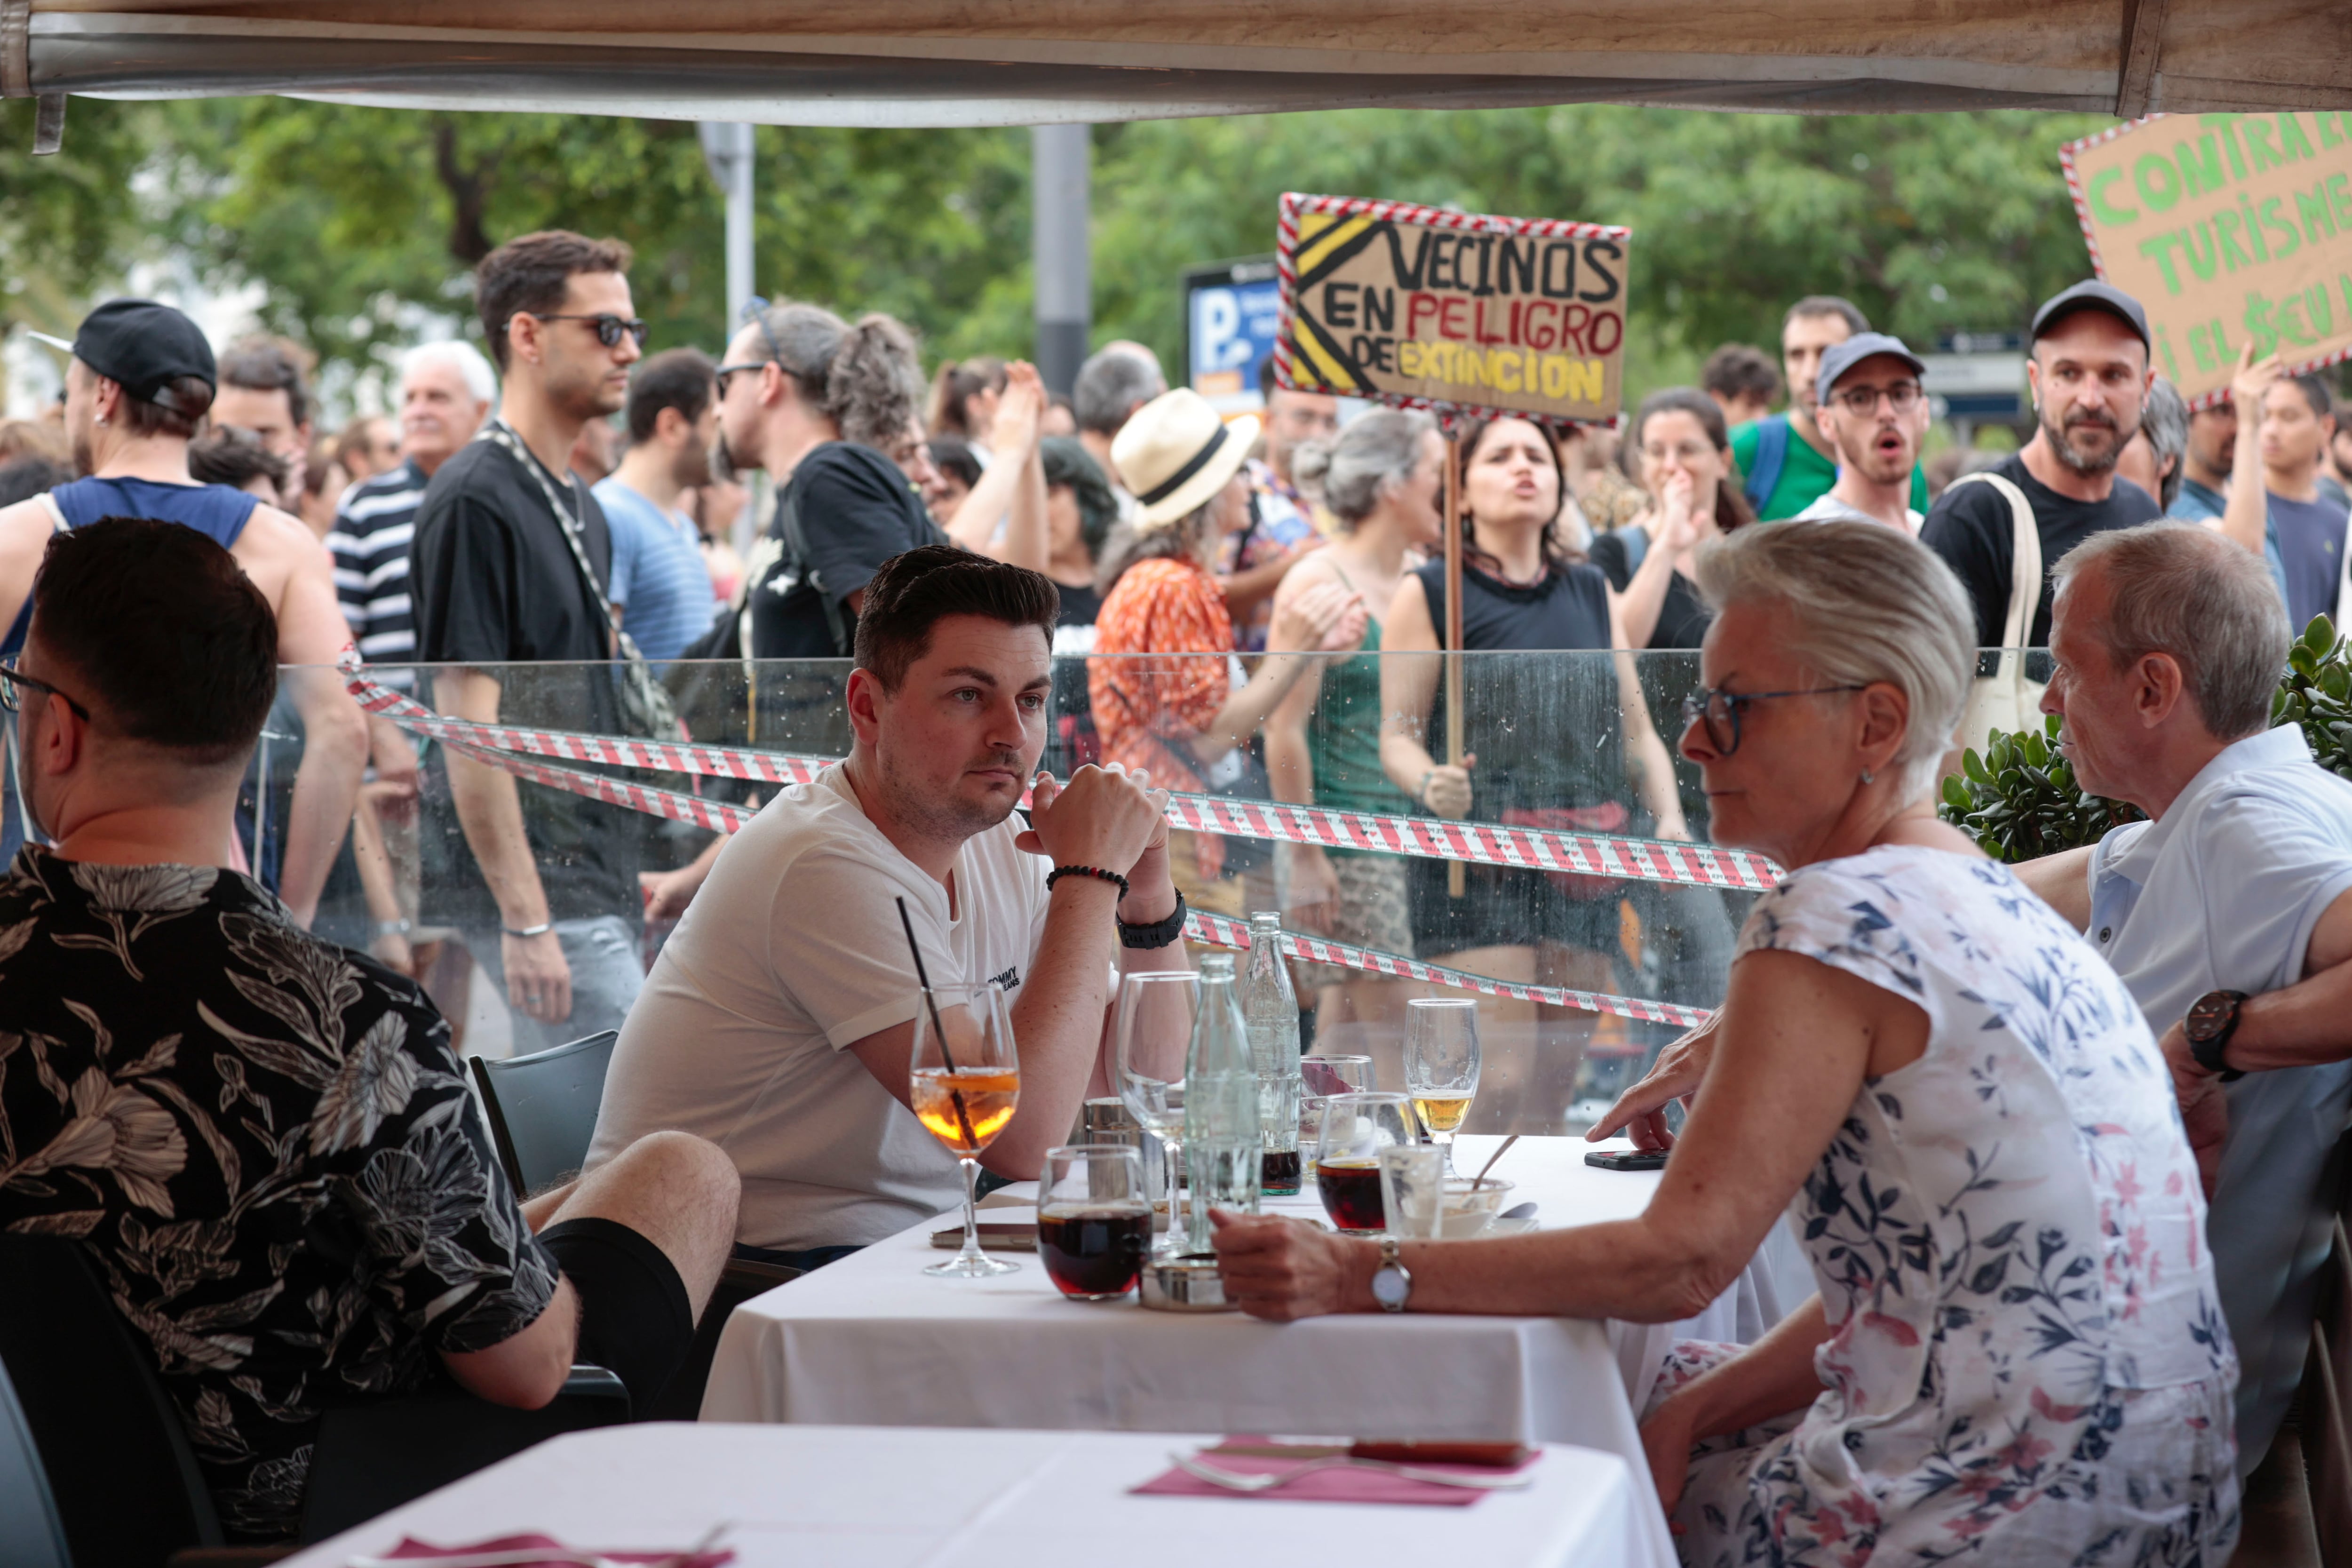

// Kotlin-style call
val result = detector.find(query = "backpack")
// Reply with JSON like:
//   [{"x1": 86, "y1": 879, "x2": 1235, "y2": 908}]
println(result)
[{"x1": 1740, "y1": 415, "x2": 1790, "y2": 516}]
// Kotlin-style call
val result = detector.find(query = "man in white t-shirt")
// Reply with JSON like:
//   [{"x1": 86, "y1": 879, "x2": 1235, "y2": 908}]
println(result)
[
  {"x1": 1794, "y1": 332, "x2": 1929, "y2": 534},
  {"x1": 586, "y1": 544, "x2": 1188, "y2": 1265}
]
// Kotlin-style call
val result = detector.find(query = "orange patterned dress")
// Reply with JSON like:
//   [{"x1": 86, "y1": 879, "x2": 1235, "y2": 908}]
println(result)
[{"x1": 1088, "y1": 555, "x2": 1235, "y2": 878}]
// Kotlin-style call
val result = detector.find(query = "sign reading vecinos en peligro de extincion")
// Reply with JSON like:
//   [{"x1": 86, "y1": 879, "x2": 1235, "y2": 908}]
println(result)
[{"x1": 1273, "y1": 193, "x2": 1630, "y2": 424}]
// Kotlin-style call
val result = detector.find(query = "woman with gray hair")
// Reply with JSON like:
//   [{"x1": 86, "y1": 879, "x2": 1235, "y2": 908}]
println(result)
[
  {"x1": 1214, "y1": 519, "x2": 2239, "y2": 1563},
  {"x1": 1262, "y1": 409, "x2": 1446, "y2": 1027}
]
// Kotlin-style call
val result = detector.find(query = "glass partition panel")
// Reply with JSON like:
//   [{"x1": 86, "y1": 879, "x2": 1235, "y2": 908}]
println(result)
[{"x1": 262, "y1": 650, "x2": 1772, "y2": 1134}]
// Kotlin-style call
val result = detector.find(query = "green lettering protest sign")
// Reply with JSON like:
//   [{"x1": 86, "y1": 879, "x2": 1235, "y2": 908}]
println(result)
[
  {"x1": 1273, "y1": 193, "x2": 1631, "y2": 423},
  {"x1": 2063, "y1": 113, "x2": 2352, "y2": 403}
]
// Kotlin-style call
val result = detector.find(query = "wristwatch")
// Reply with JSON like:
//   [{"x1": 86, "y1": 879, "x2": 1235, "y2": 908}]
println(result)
[
  {"x1": 2183, "y1": 989, "x2": 2249, "y2": 1082},
  {"x1": 1369, "y1": 1236, "x2": 1413, "y2": 1313}
]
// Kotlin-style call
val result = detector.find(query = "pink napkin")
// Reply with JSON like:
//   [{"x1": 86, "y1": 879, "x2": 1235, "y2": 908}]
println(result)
[
  {"x1": 1131, "y1": 1442, "x2": 1539, "y2": 1507},
  {"x1": 383, "y1": 1533, "x2": 735, "y2": 1566}
]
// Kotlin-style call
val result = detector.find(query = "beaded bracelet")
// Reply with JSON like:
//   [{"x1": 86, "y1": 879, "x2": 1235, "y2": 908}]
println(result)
[{"x1": 1045, "y1": 864, "x2": 1132, "y2": 901}]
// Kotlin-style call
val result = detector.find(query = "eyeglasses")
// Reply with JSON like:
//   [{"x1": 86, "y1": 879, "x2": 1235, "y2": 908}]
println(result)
[
  {"x1": 1827, "y1": 382, "x2": 1924, "y2": 417},
  {"x1": 532, "y1": 312, "x2": 649, "y2": 350},
  {"x1": 0, "y1": 658, "x2": 90, "y2": 721},
  {"x1": 717, "y1": 295, "x2": 788, "y2": 398},
  {"x1": 1679, "y1": 684, "x2": 1868, "y2": 756}
]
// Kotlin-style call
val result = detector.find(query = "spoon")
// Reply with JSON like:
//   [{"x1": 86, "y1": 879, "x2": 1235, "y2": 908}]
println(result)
[
  {"x1": 1471, "y1": 1134, "x2": 1519, "y2": 1189},
  {"x1": 1500, "y1": 1201, "x2": 1538, "y2": 1220}
]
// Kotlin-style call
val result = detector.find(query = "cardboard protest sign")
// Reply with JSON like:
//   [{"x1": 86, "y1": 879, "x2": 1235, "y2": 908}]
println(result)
[
  {"x1": 2063, "y1": 112, "x2": 2352, "y2": 404},
  {"x1": 1272, "y1": 193, "x2": 1630, "y2": 423}
]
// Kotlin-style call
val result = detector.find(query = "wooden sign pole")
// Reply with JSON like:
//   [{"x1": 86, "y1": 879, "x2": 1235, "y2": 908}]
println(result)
[{"x1": 1443, "y1": 429, "x2": 1466, "y2": 899}]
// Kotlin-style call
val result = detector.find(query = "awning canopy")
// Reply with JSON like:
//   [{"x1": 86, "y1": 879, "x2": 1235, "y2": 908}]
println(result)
[{"x1": 5, "y1": 1, "x2": 2347, "y2": 129}]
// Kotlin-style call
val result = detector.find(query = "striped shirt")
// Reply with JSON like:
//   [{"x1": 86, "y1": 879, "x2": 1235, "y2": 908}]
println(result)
[{"x1": 326, "y1": 457, "x2": 426, "y2": 687}]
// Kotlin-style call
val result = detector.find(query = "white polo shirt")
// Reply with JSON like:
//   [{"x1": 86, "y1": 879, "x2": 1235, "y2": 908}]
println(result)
[
  {"x1": 588, "y1": 766, "x2": 1073, "y2": 1251},
  {"x1": 2087, "y1": 724, "x2": 2352, "y2": 1476}
]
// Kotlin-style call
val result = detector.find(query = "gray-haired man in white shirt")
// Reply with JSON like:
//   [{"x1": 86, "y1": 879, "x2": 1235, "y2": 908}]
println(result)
[{"x1": 2014, "y1": 522, "x2": 2352, "y2": 1478}]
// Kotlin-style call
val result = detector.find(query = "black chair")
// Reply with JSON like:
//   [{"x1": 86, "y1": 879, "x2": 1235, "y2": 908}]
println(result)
[
  {"x1": 469, "y1": 1029, "x2": 620, "y2": 1194},
  {"x1": 466, "y1": 1030, "x2": 803, "y2": 1417},
  {"x1": 0, "y1": 1354, "x2": 70, "y2": 1568},
  {"x1": 0, "y1": 1234, "x2": 628, "y2": 1562}
]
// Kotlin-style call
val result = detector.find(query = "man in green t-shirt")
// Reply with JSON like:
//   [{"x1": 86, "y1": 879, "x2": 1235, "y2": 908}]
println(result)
[{"x1": 1730, "y1": 294, "x2": 1930, "y2": 519}]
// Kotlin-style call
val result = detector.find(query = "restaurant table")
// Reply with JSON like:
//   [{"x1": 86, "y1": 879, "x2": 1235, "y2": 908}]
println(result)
[
  {"x1": 277, "y1": 1422, "x2": 1675, "y2": 1568},
  {"x1": 703, "y1": 1135, "x2": 1812, "y2": 1485}
]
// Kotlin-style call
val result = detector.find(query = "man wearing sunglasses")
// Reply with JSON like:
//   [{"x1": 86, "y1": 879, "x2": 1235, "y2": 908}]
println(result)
[
  {"x1": 1794, "y1": 333, "x2": 1931, "y2": 534},
  {"x1": 409, "y1": 230, "x2": 650, "y2": 1051}
]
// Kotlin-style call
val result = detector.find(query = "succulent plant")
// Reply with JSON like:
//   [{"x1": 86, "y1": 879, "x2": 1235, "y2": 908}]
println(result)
[
  {"x1": 1939, "y1": 715, "x2": 2143, "y2": 864},
  {"x1": 2274, "y1": 614, "x2": 2352, "y2": 779}
]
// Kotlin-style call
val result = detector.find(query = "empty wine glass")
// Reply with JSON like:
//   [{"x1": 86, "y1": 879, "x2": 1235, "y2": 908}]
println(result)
[
  {"x1": 1405, "y1": 998, "x2": 1480, "y2": 1176},
  {"x1": 1114, "y1": 970, "x2": 1199, "y2": 1257},
  {"x1": 909, "y1": 986, "x2": 1020, "y2": 1278},
  {"x1": 1298, "y1": 1052, "x2": 1375, "y2": 1170}
]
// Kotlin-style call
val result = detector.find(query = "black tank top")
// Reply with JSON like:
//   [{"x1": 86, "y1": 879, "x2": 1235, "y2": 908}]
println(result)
[{"x1": 1411, "y1": 558, "x2": 1626, "y2": 815}]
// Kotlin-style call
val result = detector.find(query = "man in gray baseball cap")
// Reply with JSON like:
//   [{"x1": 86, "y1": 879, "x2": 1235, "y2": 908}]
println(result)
[
  {"x1": 1796, "y1": 331, "x2": 1932, "y2": 532},
  {"x1": 0, "y1": 296, "x2": 366, "y2": 926}
]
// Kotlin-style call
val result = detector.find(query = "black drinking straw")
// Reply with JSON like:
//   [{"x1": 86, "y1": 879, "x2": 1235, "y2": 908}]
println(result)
[{"x1": 898, "y1": 895, "x2": 981, "y2": 1151}]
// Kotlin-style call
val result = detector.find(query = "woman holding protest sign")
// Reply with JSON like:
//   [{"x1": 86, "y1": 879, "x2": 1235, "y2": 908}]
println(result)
[{"x1": 1378, "y1": 414, "x2": 1689, "y2": 1130}]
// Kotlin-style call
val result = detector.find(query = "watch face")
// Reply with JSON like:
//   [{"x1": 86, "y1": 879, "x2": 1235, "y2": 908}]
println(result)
[
  {"x1": 1371, "y1": 1266, "x2": 1409, "y2": 1308},
  {"x1": 2186, "y1": 992, "x2": 2237, "y2": 1043}
]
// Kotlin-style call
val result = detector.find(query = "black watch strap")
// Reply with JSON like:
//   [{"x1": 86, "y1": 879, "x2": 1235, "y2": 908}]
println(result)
[
  {"x1": 2184, "y1": 989, "x2": 2249, "y2": 1082},
  {"x1": 1118, "y1": 889, "x2": 1188, "y2": 949}
]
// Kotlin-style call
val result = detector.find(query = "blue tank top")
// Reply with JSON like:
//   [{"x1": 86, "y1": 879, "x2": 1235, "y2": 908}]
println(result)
[{"x1": 0, "y1": 477, "x2": 260, "y2": 661}]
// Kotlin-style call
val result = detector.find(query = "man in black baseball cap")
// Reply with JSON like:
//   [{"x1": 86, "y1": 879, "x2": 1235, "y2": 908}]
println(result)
[
  {"x1": 1920, "y1": 279, "x2": 2161, "y2": 687},
  {"x1": 0, "y1": 296, "x2": 366, "y2": 927}
]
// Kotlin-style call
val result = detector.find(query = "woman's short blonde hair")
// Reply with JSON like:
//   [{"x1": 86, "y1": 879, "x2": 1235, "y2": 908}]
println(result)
[{"x1": 1692, "y1": 519, "x2": 1975, "y2": 802}]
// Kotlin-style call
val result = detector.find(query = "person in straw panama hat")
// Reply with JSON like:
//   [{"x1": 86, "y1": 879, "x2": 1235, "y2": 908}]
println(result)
[{"x1": 1089, "y1": 388, "x2": 1366, "y2": 888}]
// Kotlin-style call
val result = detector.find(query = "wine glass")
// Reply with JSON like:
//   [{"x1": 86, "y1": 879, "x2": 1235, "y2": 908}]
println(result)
[
  {"x1": 1114, "y1": 970, "x2": 1199, "y2": 1257},
  {"x1": 1405, "y1": 998, "x2": 1480, "y2": 1176},
  {"x1": 910, "y1": 985, "x2": 1021, "y2": 1278},
  {"x1": 1314, "y1": 1091, "x2": 1415, "y2": 1235}
]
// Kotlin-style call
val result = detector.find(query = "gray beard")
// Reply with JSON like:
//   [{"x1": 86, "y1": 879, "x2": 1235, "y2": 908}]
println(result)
[{"x1": 2045, "y1": 409, "x2": 2128, "y2": 477}]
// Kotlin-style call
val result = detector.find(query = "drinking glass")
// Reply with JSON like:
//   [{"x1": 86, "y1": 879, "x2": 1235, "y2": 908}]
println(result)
[
  {"x1": 910, "y1": 986, "x2": 1021, "y2": 1278},
  {"x1": 1114, "y1": 970, "x2": 1199, "y2": 1257},
  {"x1": 1379, "y1": 1143, "x2": 1447, "y2": 1240},
  {"x1": 1405, "y1": 998, "x2": 1481, "y2": 1176},
  {"x1": 1297, "y1": 1053, "x2": 1375, "y2": 1171},
  {"x1": 1040, "y1": 1144, "x2": 1152, "y2": 1300},
  {"x1": 1314, "y1": 1091, "x2": 1415, "y2": 1235}
]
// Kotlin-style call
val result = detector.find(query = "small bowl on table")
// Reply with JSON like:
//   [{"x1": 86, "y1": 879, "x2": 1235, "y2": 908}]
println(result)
[{"x1": 1438, "y1": 1178, "x2": 1515, "y2": 1239}]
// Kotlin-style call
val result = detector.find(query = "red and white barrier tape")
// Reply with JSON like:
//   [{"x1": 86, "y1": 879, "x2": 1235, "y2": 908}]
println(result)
[
  {"x1": 1186, "y1": 910, "x2": 1709, "y2": 1028},
  {"x1": 344, "y1": 664, "x2": 1779, "y2": 892},
  {"x1": 347, "y1": 661, "x2": 1719, "y2": 1026}
]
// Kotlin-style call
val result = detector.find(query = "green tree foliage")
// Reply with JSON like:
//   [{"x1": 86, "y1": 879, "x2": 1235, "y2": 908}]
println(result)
[
  {"x1": 13, "y1": 98, "x2": 2117, "y2": 399},
  {"x1": 0, "y1": 98, "x2": 154, "y2": 337}
]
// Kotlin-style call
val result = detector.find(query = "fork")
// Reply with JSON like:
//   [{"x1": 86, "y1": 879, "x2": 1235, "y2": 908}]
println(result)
[{"x1": 1169, "y1": 1450, "x2": 1532, "y2": 1492}]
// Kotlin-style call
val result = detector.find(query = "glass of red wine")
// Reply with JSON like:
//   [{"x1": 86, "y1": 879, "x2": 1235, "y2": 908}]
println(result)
[
  {"x1": 1314, "y1": 1091, "x2": 1415, "y2": 1236},
  {"x1": 1041, "y1": 1144, "x2": 1152, "y2": 1300}
]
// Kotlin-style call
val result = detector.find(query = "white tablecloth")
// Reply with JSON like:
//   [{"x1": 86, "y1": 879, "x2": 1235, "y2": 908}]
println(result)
[
  {"x1": 703, "y1": 1135, "x2": 1812, "y2": 1492},
  {"x1": 278, "y1": 1423, "x2": 1676, "y2": 1568}
]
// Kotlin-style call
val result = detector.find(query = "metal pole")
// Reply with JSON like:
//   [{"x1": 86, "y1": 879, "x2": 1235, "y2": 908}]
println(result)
[
  {"x1": 1443, "y1": 431, "x2": 1466, "y2": 899},
  {"x1": 1031, "y1": 122, "x2": 1091, "y2": 398},
  {"x1": 698, "y1": 121, "x2": 756, "y2": 326}
]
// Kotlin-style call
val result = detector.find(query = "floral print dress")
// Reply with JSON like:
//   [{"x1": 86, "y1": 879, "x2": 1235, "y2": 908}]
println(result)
[{"x1": 1655, "y1": 844, "x2": 2238, "y2": 1566}]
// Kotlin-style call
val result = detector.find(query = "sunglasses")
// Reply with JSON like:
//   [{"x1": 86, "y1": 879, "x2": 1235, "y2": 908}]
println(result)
[
  {"x1": 0, "y1": 658, "x2": 91, "y2": 721},
  {"x1": 716, "y1": 295, "x2": 790, "y2": 398},
  {"x1": 532, "y1": 312, "x2": 649, "y2": 349},
  {"x1": 1678, "y1": 684, "x2": 1867, "y2": 756}
]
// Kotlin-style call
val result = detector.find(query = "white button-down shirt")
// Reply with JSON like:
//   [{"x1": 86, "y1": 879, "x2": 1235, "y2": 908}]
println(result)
[{"x1": 2089, "y1": 724, "x2": 2352, "y2": 1475}]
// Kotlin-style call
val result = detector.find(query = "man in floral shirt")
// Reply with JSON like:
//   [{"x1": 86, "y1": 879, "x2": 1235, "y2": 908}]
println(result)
[{"x1": 0, "y1": 517, "x2": 739, "y2": 1540}]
